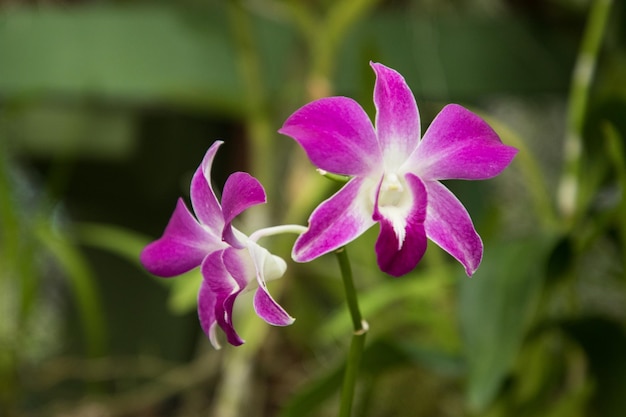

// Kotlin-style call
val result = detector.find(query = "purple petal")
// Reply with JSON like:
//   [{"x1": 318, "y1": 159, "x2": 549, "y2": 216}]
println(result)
[
  {"x1": 221, "y1": 172, "x2": 266, "y2": 248},
  {"x1": 373, "y1": 173, "x2": 428, "y2": 277},
  {"x1": 423, "y1": 181, "x2": 483, "y2": 276},
  {"x1": 279, "y1": 97, "x2": 381, "y2": 176},
  {"x1": 222, "y1": 246, "x2": 253, "y2": 289},
  {"x1": 371, "y1": 62, "x2": 421, "y2": 168},
  {"x1": 198, "y1": 279, "x2": 221, "y2": 348},
  {"x1": 409, "y1": 104, "x2": 518, "y2": 180},
  {"x1": 201, "y1": 250, "x2": 248, "y2": 346},
  {"x1": 140, "y1": 199, "x2": 222, "y2": 277},
  {"x1": 247, "y1": 243, "x2": 293, "y2": 326},
  {"x1": 253, "y1": 289, "x2": 294, "y2": 326},
  {"x1": 293, "y1": 178, "x2": 376, "y2": 262},
  {"x1": 190, "y1": 141, "x2": 224, "y2": 232}
]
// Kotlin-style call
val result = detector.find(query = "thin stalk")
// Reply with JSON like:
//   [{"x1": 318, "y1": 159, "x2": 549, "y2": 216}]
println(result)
[
  {"x1": 557, "y1": 0, "x2": 613, "y2": 225},
  {"x1": 335, "y1": 247, "x2": 368, "y2": 417},
  {"x1": 336, "y1": 247, "x2": 363, "y2": 329}
]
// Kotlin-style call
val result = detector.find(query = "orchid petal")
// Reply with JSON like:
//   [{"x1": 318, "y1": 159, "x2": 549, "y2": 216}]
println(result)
[
  {"x1": 293, "y1": 178, "x2": 376, "y2": 262},
  {"x1": 371, "y1": 62, "x2": 421, "y2": 169},
  {"x1": 253, "y1": 289, "x2": 294, "y2": 326},
  {"x1": 221, "y1": 172, "x2": 266, "y2": 248},
  {"x1": 202, "y1": 250, "x2": 247, "y2": 346},
  {"x1": 197, "y1": 279, "x2": 221, "y2": 349},
  {"x1": 221, "y1": 246, "x2": 253, "y2": 288},
  {"x1": 409, "y1": 104, "x2": 518, "y2": 180},
  {"x1": 247, "y1": 242, "x2": 293, "y2": 326},
  {"x1": 190, "y1": 141, "x2": 224, "y2": 232},
  {"x1": 140, "y1": 199, "x2": 222, "y2": 277},
  {"x1": 279, "y1": 97, "x2": 381, "y2": 176},
  {"x1": 424, "y1": 181, "x2": 483, "y2": 276},
  {"x1": 373, "y1": 173, "x2": 427, "y2": 277}
]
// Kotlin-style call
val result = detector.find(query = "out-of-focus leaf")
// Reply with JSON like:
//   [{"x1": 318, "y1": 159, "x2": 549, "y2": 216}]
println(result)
[
  {"x1": 0, "y1": 5, "x2": 575, "y2": 107},
  {"x1": 167, "y1": 269, "x2": 202, "y2": 315},
  {"x1": 603, "y1": 121, "x2": 626, "y2": 274},
  {"x1": 0, "y1": 5, "x2": 244, "y2": 112},
  {"x1": 277, "y1": 359, "x2": 343, "y2": 417},
  {"x1": 545, "y1": 235, "x2": 575, "y2": 285},
  {"x1": 459, "y1": 236, "x2": 553, "y2": 412},
  {"x1": 76, "y1": 222, "x2": 201, "y2": 314},
  {"x1": 561, "y1": 317, "x2": 626, "y2": 417},
  {"x1": 1, "y1": 103, "x2": 136, "y2": 159},
  {"x1": 34, "y1": 218, "x2": 107, "y2": 357},
  {"x1": 278, "y1": 338, "x2": 461, "y2": 417},
  {"x1": 316, "y1": 265, "x2": 455, "y2": 344},
  {"x1": 76, "y1": 222, "x2": 151, "y2": 270},
  {"x1": 337, "y1": 14, "x2": 575, "y2": 98}
]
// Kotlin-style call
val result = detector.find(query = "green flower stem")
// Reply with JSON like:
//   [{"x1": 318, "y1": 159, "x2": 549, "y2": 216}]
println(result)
[
  {"x1": 318, "y1": 169, "x2": 350, "y2": 184},
  {"x1": 335, "y1": 247, "x2": 368, "y2": 417},
  {"x1": 557, "y1": 0, "x2": 613, "y2": 225},
  {"x1": 340, "y1": 329, "x2": 367, "y2": 417},
  {"x1": 336, "y1": 247, "x2": 364, "y2": 329}
]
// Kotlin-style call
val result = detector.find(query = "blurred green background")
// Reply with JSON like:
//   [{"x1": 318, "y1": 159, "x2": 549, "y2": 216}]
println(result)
[{"x1": 1, "y1": 0, "x2": 625, "y2": 416}]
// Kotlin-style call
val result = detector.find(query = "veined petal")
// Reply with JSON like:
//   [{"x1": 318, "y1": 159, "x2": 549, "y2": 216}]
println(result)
[
  {"x1": 248, "y1": 243, "x2": 295, "y2": 326},
  {"x1": 221, "y1": 172, "x2": 266, "y2": 248},
  {"x1": 424, "y1": 181, "x2": 483, "y2": 276},
  {"x1": 197, "y1": 279, "x2": 220, "y2": 349},
  {"x1": 293, "y1": 178, "x2": 376, "y2": 262},
  {"x1": 222, "y1": 246, "x2": 254, "y2": 289},
  {"x1": 247, "y1": 243, "x2": 293, "y2": 326},
  {"x1": 371, "y1": 62, "x2": 421, "y2": 169},
  {"x1": 408, "y1": 104, "x2": 518, "y2": 180},
  {"x1": 202, "y1": 250, "x2": 247, "y2": 347},
  {"x1": 373, "y1": 173, "x2": 427, "y2": 277},
  {"x1": 254, "y1": 290, "x2": 294, "y2": 326},
  {"x1": 190, "y1": 141, "x2": 224, "y2": 232},
  {"x1": 279, "y1": 97, "x2": 381, "y2": 176},
  {"x1": 140, "y1": 199, "x2": 222, "y2": 277}
]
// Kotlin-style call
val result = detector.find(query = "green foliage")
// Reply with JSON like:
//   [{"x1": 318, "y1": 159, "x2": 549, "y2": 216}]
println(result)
[
  {"x1": 460, "y1": 237, "x2": 553, "y2": 412},
  {"x1": 0, "y1": 0, "x2": 625, "y2": 416}
]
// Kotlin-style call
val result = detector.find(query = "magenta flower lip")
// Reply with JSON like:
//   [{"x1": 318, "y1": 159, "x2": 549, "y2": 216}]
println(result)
[
  {"x1": 140, "y1": 141, "x2": 302, "y2": 348},
  {"x1": 279, "y1": 62, "x2": 518, "y2": 277}
]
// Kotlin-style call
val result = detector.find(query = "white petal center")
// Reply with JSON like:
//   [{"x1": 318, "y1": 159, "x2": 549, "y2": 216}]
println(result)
[
  {"x1": 375, "y1": 172, "x2": 414, "y2": 250},
  {"x1": 378, "y1": 172, "x2": 406, "y2": 207}
]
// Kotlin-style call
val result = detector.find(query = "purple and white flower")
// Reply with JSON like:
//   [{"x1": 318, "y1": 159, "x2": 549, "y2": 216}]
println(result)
[
  {"x1": 279, "y1": 62, "x2": 517, "y2": 277},
  {"x1": 140, "y1": 141, "x2": 305, "y2": 348}
]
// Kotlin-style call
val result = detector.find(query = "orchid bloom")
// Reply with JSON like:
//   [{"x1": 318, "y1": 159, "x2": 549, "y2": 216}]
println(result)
[
  {"x1": 140, "y1": 141, "x2": 306, "y2": 348},
  {"x1": 279, "y1": 62, "x2": 517, "y2": 277}
]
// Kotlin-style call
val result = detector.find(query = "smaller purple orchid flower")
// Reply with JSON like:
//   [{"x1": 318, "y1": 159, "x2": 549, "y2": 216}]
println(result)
[
  {"x1": 279, "y1": 62, "x2": 517, "y2": 277},
  {"x1": 140, "y1": 141, "x2": 306, "y2": 348}
]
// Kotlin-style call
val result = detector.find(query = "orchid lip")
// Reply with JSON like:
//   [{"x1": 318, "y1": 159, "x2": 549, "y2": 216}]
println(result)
[{"x1": 377, "y1": 172, "x2": 408, "y2": 207}]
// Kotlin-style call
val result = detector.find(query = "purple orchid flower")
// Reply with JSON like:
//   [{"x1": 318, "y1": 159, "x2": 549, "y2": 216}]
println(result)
[
  {"x1": 279, "y1": 62, "x2": 517, "y2": 277},
  {"x1": 140, "y1": 141, "x2": 306, "y2": 348}
]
